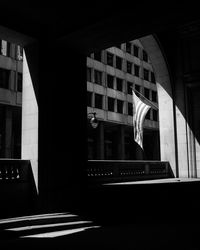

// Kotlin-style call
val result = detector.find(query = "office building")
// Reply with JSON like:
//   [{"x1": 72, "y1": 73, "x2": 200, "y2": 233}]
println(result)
[
  {"x1": 87, "y1": 39, "x2": 159, "y2": 160},
  {"x1": 0, "y1": 39, "x2": 23, "y2": 158}
]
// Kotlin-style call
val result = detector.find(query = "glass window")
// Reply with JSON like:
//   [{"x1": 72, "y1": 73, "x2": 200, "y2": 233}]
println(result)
[
  {"x1": 152, "y1": 91, "x2": 157, "y2": 103},
  {"x1": 87, "y1": 92, "x2": 92, "y2": 107},
  {"x1": 107, "y1": 74, "x2": 114, "y2": 88},
  {"x1": 152, "y1": 109, "x2": 158, "y2": 121},
  {"x1": 94, "y1": 70, "x2": 102, "y2": 85},
  {"x1": 135, "y1": 84, "x2": 141, "y2": 97},
  {"x1": 87, "y1": 67, "x2": 92, "y2": 82},
  {"x1": 116, "y1": 77, "x2": 123, "y2": 91},
  {"x1": 0, "y1": 68, "x2": 10, "y2": 89},
  {"x1": 95, "y1": 93, "x2": 103, "y2": 109},
  {"x1": 116, "y1": 56, "x2": 122, "y2": 70},
  {"x1": 144, "y1": 87, "x2": 150, "y2": 99},
  {"x1": 108, "y1": 97, "x2": 115, "y2": 112},
  {"x1": 127, "y1": 61, "x2": 132, "y2": 74},
  {"x1": 127, "y1": 81, "x2": 133, "y2": 95},
  {"x1": 126, "y1": 42, "x2": 132, "y2": 54},
  {"x1": 128, "y1": 102, "x2": 133, "y2": 116},
  {"x1": 117, "y1": 99, "x2": 123, "y2": 114},
  {"x1": 1, "y1": 40, "x2": 8, "y2": 56},
  {"x1": 151, "y1": 71, "x2": 156, "y2": 83},
  {"x1": 143, "y1": 68, "x2": 149, "y2": 81},
  {"x1": 107, "y1": 52, "x2": 114, "y2": 66},
  {"x1": 133, "y1": 45, "x2": 139, "y2": 57},
  {"x1": 143, "y1": 50, "x2": 148, "y2": 62},
  {"x1": 16, "y1": 45, "x2": 23, "y2": 60},
  {"x1": 17, "y1": 73, "x2": 22, "y2": 92},
  {"x1": 134, "y1": 64, "x2": 140, "y2": 77}
]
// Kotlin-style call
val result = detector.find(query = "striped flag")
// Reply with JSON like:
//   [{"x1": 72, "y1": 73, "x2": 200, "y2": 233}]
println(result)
[{"x1": 132, "y1": 90, "x2": 151, "y2": 149}]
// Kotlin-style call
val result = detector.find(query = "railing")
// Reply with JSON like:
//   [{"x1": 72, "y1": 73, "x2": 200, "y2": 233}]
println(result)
[
  {"x1": 0, "y1": 159, "x2": 37, "y2": 218},
  {"x1": 86, "y1": 160, "x2": 174, "y2": 184},
  {"x1": 0, "y1": 159, "x2": 27, "y2": 181}
]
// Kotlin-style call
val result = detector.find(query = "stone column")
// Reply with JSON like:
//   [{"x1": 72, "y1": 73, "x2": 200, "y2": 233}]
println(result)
[
  {"x1": 5, "y1": 107, "x2": 12, "y2": 158},
  {"x1": 22, "y1": 43, "x2": 39, "y2": 191},
  {"x1": 117, "y1": 125, "x2": 125, "y2": 160},
  {"x1": 96, "y1": 122, "x2": 105, "y2": 159}
]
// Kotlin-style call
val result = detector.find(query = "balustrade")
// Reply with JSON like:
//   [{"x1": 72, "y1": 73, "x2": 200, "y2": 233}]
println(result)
[{"x1": 87, "y1": 160, "x2": 174, "y2": 184}]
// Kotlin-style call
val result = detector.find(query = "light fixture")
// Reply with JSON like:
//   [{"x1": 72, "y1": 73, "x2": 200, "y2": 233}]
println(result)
[{"x1": 88, "y1": 112, "x2": 98, "y2": 128}]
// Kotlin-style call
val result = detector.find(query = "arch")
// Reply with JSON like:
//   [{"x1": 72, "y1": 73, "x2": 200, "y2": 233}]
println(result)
[{"x1": 140, "y1": 35, "x2": 177, "y2": 175}]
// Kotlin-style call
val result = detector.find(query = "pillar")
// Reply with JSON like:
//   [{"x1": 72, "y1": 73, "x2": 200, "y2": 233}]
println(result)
[
  {"x1": 5, "y1": 107, "x2": 12, "y2": 157},
  {"x1": 96, "y1": 122, "x2": 104, "y2": 159},
  {"x1": 117, "y1": 125, "x2": 125, "y2": 160},
  {"x1": 22, "y1": 42, "x2": 39, "y2": 191}
]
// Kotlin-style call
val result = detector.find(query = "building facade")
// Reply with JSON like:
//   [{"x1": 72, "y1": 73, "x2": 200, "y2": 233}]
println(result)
[
  {"x1": 0, "y1": 39, "x2": 23, "y2": 158},
  {"x1": 87, "y1": 39, "x2": 160, "y2": 160}
]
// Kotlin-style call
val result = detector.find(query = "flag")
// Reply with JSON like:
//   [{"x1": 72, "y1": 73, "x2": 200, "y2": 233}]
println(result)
[{"x1": 132, "y1": 90, "x2": 151, "y2": 149}]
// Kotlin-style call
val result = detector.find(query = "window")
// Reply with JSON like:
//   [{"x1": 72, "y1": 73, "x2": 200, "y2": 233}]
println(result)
[
  {"x1": 87, "y1": 92, "x2": 92, "y2": 107},
  {"x1": 117, "y1": 100, "x2": 123, "y2": 114},
  {"x1": 128, "y1": 102, "x2": 133, "y2": 116},
  {"x1": 134, "y1": 64, "x2": 140, "y2": 77},
  {"x1": 126, "y1": 61, "x2": 132, "y2": 74},
  {"x1": 152, "y1": 109, "x2": 158, "y2": 121},
  {"x1": 133, "y1": 45, "x2": 139, "y2": 57},
  {"x1": 108, "y1": 97, "x2": 115, "y2": 112},
  {"x1": 17, "y1": 73, "x2": 22, "y2": 92},
  {"x1": 152, "y1": 91, "x2": 157, "y2": 103},
  {"x1": 116, "y1": 56, "x2": 122, "y2": 70},
  {"x1": 143, "y1": 68, "x2": 149, "y2": 81},
  {"x1": 126, "y1": 42, "x2": 132, "y2": 54},
  {"x1": 87, "y1": 67, "x2": 92, "y2": 82},
  {"x1": 94, "y1": 70, "x2": 102, "y2": 85},
  {"x1": 16, "y1": 45, "x2": 23, "y2": 60},
  {"x1": 116, "y1": 77, "x2": 123, "y2": 91},
  {"x1": 107, "y1": 52, "x2": 114, "y2": 66},
  {"x1": 127, "y1": 81, "x2": 133, "y2": 95},
  {"x1": 0, "y1": 68, "x2": 10, "y2": 89},
  {"x1": 95, "y1": 93, "x2": 103, "y2": 109},
  {"x1": 93, "y1": 51, "x2": 102, "y2": 62},
  {"x1": 143, "y1": 50, "x2": 148, "y2": 62},
  {"x1": 135, "y1": 84, "x2": 141, "y2": 97},
  {"x1": 144, "y1": 87, "x2": 150, "y2": 99},
  {"x1": 0, "y1": 40, "x2": 10, "y2": 57},
  {"x1": 145, "y1": 109, "x2": 151, "y2": 120},
  {"x1": 151, "y1": 71, "x2": 156, "y2": 83},
  {"x1": 107, "y1": 74, "x2": 114, "y2": 88}
]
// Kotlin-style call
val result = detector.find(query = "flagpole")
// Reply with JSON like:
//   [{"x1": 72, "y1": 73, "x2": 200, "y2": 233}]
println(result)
[{"x1": 130, "y1": 86, "x2": 158, "y2": 110}]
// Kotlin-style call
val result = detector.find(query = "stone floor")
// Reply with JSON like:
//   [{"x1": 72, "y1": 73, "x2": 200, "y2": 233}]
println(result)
[{"x1": 1, "y1": 178, "x2": 200, "y2": 249}]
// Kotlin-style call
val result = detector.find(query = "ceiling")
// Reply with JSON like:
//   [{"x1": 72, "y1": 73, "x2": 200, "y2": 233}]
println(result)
[{"x1": 1, "y1": 3, "x2": 200, "y2": 54}]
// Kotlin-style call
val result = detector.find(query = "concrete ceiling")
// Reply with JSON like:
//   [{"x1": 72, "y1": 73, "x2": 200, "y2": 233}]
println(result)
[{"x1": 0, "y1": 3, "x2": 200, "y2": 53}]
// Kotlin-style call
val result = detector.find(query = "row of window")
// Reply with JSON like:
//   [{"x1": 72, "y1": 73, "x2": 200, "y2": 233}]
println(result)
[
  {"x1": 117, "y1": 42, "x2": 148, "y2": 61},
  {"x1": 91, "y1": 49, "x2": 148, "y2": 71},
  {"x1": 87, "y1": 67, "x2": 156, "y2": 86},
  {"x1": 0, "y1": 68, "x2": 22, "y2": 92},
  {"x1": 87, "y1": 92, "x2": 158, "y2": 121},
  {"x1": 0, "y1": 40, "x2": 23, "y2": 60},
  {"x1": 92, "y1": 44, "x2": 148, "y2": 65}
]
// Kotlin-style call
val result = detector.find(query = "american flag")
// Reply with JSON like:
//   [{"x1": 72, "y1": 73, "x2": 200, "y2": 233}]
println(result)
[{"x1": 132, "y1": 90, "x2": 151, "y2": 149}]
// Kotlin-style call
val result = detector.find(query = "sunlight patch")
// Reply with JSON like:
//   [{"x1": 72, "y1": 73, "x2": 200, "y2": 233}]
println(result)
[{"x1": 20, "y1": 225, "x2": 101, "y2": 238}]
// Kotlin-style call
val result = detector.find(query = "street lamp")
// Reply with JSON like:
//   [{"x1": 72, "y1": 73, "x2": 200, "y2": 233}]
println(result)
[{"x1": 88, "y1": 112, "x2": 98, "y2": 128}]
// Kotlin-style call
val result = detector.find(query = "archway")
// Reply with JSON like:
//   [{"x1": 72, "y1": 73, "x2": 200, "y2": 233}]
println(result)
[{"x1": 140, "y1": 35, "x2": 177, "y2": 176}]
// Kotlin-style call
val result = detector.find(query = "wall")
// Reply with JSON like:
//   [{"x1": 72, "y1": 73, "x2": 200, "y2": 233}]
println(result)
[
  {"x1": 22, "y1": 45, "x2": 38, "y2": 191},
  {"x1": 140, "y1": 35, "x2": 177, "y2": 175}
]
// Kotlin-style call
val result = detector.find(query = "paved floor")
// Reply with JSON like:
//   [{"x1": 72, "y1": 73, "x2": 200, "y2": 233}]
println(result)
[
  {"x1": 0, "y1": 211, "x2": 199, "y2": 250},
  {"x1": 1, "y1": 178, "x2": 200, "y2": 249}
]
